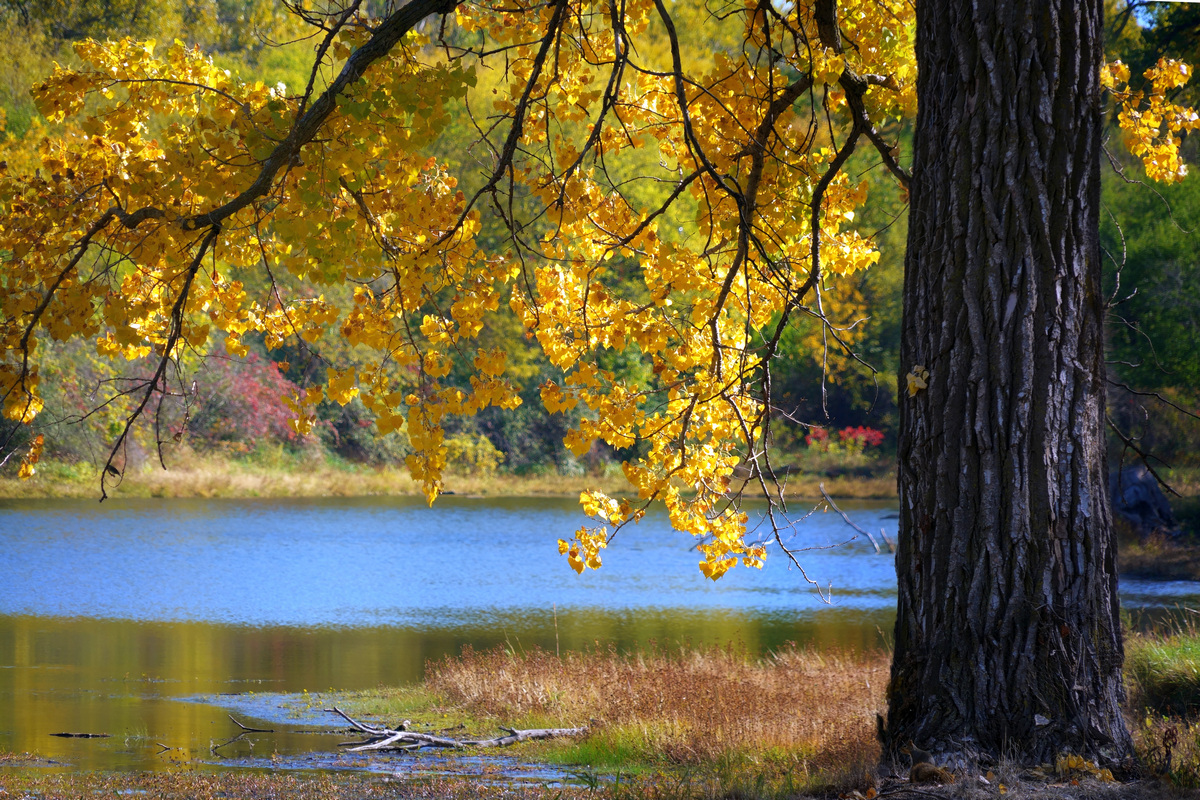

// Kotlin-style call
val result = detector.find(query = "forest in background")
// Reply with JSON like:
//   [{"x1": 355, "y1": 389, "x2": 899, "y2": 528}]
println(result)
[{"x1": 1, "y1": 0, "x2": 1198, "y2": 487}]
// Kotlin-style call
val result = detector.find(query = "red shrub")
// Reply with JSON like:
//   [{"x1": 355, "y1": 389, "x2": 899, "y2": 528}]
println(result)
[
  {"x1": 838, "y1": 426, "x2": 885, "y2": 448},
  {"x1": 188, "y1": 347, "x2": 300, "y2": 448}
]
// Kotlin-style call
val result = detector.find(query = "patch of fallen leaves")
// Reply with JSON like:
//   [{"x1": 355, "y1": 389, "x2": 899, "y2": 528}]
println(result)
[{"x1": 0, "y1": 769, "x2": 597, "y2": 800}]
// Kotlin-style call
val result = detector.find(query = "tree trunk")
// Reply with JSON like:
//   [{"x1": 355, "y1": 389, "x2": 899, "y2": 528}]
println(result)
[{"x1": 886, "y1": 0, "x2": 1133, "y2": 767}]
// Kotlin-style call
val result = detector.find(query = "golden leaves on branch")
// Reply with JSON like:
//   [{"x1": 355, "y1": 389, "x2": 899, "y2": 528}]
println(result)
[
  {"x1": 17, "y1": 434, "x2": 44, "y2": 480},
  {"x1": 24, "y1": 0, "x2": 1174, "y2": 581},
  {"x1": 1106, "y1": 57, "x2": 1200, "y2": 183}
]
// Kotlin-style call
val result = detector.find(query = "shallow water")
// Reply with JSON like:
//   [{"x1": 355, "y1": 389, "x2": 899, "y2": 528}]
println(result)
[{"x1": 0, "y1": 495, "x2": 1195, "y2": 772}]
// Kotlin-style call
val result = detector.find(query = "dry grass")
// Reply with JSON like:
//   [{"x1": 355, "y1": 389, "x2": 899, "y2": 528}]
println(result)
[
  {"x1": 1118, "y1": 539, "x2": 1200, "y2": 581},
  {"x1": 0, "y1": 451, "x2": 896, "y2": 501},
  {"x1": 424, "y1": 643, "x2": 888, "y2": 782},
  {"x1": 0, "y1": 452, "x2": 633, "y2": 500},
  {"x1": 0, "y1": 751, "x2": 46, "y2": 765},
  {"x1": 1133, "y1": 715, "x2": 1200, "y2": 790}
]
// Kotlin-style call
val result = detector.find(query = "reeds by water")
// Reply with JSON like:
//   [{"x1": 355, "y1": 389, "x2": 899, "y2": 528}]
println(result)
[{"x1": 425, "y1": 642, "x2": 889, "y2": 786}]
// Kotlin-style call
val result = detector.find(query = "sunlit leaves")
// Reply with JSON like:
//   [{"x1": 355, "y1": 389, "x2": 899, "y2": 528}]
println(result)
[
  {"x1": 17, "y1": 433, "x2": 43, "y2": 479},
  {"x1": 1107, "y1": 57, "x2": 1200, "y2": 182},
  {"x1": 2, "y1": 0, "x2": 1193, "y2": 578}
]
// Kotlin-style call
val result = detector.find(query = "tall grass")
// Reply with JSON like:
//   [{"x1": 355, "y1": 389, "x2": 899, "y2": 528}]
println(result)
[
  {"x1": 377, "y1": 633, "x2": 1200, "y2": 792},
  {"x1": 1126, "y1": 615, "x2": 1200, "y2": 788},
  {"x1": 423, "y1": 643, "x2": 888, "y2": 788},
  {"x1": 1127, "y1": 616, "x2": 1200, "y2": 715}
]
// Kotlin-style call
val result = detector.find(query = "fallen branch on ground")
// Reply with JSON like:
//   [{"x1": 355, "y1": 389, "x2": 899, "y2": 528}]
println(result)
[{"x1": 326, "y1": 707, "x2": 588, "y2": 753}]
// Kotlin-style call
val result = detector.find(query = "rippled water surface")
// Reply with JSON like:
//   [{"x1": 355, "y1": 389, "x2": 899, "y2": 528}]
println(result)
[{"x1": 0, "y1": 495, "x2": 1195, "y2": 771}]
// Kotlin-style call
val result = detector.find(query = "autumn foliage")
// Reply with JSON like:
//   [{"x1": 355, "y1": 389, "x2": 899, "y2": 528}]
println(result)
[{"x1": 0, "y1": 0, "x2": 1195, "y2": 577}]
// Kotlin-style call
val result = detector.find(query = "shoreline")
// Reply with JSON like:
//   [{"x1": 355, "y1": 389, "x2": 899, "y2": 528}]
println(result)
[
  {"x1": 4, "y1": 631, "x2": 1198, "y2": 797},
  {"x1": 0, "y1": 455, "x2": 900, "y2": 502}
]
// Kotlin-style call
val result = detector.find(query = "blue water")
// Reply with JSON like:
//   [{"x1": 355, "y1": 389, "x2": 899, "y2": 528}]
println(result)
[{"x1": 0, "y1": 495, "x2": 900, "y2": 627}]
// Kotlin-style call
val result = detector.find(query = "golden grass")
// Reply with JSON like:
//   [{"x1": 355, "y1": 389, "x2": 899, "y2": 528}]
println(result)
[
  {"x1": 0, "y1": 452, "x2": 897, "y2": 501},
  {"x1": 0, "y1": 452, "x2": 631, "y2": 500},
  {"x1": 1118, "y1": 535, "x2": 1200, "y2": 580},
  {"x1": 424, "y1": 643, "x2": 888, "y2": 780}
]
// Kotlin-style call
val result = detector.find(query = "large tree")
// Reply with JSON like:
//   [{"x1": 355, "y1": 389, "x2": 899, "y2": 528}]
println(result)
[
  {"x1": 0, "y1": 0, "x2": 1195, "y2": 768},
  {"x1": 885, "y1": 0, "x2": 1196, "y2": 766}
]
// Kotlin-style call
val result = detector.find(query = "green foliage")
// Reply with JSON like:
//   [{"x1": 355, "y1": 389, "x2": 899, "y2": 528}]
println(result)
[
  {"x1": 1102, "y1": 158, "x2": 1200, "y2": 390},
  {"x1": 12, "y1": 339, "x2": 167, "y2": 468},
  {"x1": 1109, "y1": 1, "x2": 1200, "y2": 107},
  {"x1": 1101, "y1": 144, "x2": 1200, "y2": 466},
  {"x1": 314, "y1": 396, "x2": 411, "y2": 465},
  {"x1": 765, "y1": 143, "x2": 908, "y2": 444}
]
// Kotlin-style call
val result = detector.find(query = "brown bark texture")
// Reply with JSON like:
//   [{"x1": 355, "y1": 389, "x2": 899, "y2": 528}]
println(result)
[{"x1": 886, "y1": 0, "x2": 1133, "y2": 767}]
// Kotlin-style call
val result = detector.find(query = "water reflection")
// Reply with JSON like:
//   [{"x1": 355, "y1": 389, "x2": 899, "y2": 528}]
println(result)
[{"x1": 0, "y1": 608, "x2": 894, "y2": 770}]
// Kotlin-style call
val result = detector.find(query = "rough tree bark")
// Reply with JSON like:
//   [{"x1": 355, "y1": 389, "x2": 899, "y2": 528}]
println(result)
[{"x1": 886, "y1": 0, "x2": 1133, "y2": 767}]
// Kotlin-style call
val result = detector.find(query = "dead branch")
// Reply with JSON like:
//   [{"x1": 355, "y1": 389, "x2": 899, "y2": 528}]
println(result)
[
  {"x1": 325, "y1": 707, "x2": 587, "y2": 753},
  {"x1": 820, "y1": 482, "x2": 895, "y2": 554},
  {"x1": 228, "y1": 714, "x2": 274, "y2": 733}
]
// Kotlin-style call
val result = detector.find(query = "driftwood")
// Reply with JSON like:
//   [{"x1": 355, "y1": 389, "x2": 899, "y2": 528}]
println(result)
[{"x1": 326, "y1": 707, "x2": 588, "y2": 753}]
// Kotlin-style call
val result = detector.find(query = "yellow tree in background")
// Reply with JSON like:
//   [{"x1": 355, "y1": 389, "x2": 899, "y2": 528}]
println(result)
[{"x1": 0, "y1": 0, "x2": 1195, "y2": 587}]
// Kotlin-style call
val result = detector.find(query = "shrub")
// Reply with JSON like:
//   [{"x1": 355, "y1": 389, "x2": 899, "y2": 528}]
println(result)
[
  {"x1": 317, "y1": 397, "x2": 410, "y2": 465},
  {"x1": 805, "y1": 425, "x2": 885, "y2": 457},
  {"x1": 444, "y1": 433, "x2": 504, "y2": 475},
  {"x1": 187, "y1": 347, "x2": 299, "y2": 451}
]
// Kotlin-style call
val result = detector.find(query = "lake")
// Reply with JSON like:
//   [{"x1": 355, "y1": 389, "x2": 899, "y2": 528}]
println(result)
[{"x1": 1, "y1": 494, "x2": 1195, "y2": 772}]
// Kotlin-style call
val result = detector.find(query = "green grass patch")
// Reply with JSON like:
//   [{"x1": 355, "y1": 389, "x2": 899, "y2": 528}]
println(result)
[
  {"x1": 1127, "y1": 625, "x2": 1200, "y2": 715},
  {"x1": 290, "y1": 685, "x2": 489, "y2": 739}
]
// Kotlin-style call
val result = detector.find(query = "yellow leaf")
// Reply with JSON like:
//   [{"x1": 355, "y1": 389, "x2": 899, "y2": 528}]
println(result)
[
  {"x1": 326, "y1": 367, "x2": 359, "y2": 406},
  {"x1": 906, "y1": 366, "x2": 930, "y2": 397},
  {"x1": 226, "y1": 336, "x2": 249, "y2": 358},
  {"x1": 18, "y1": 433, "x2": 44, "y2": 479}
]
